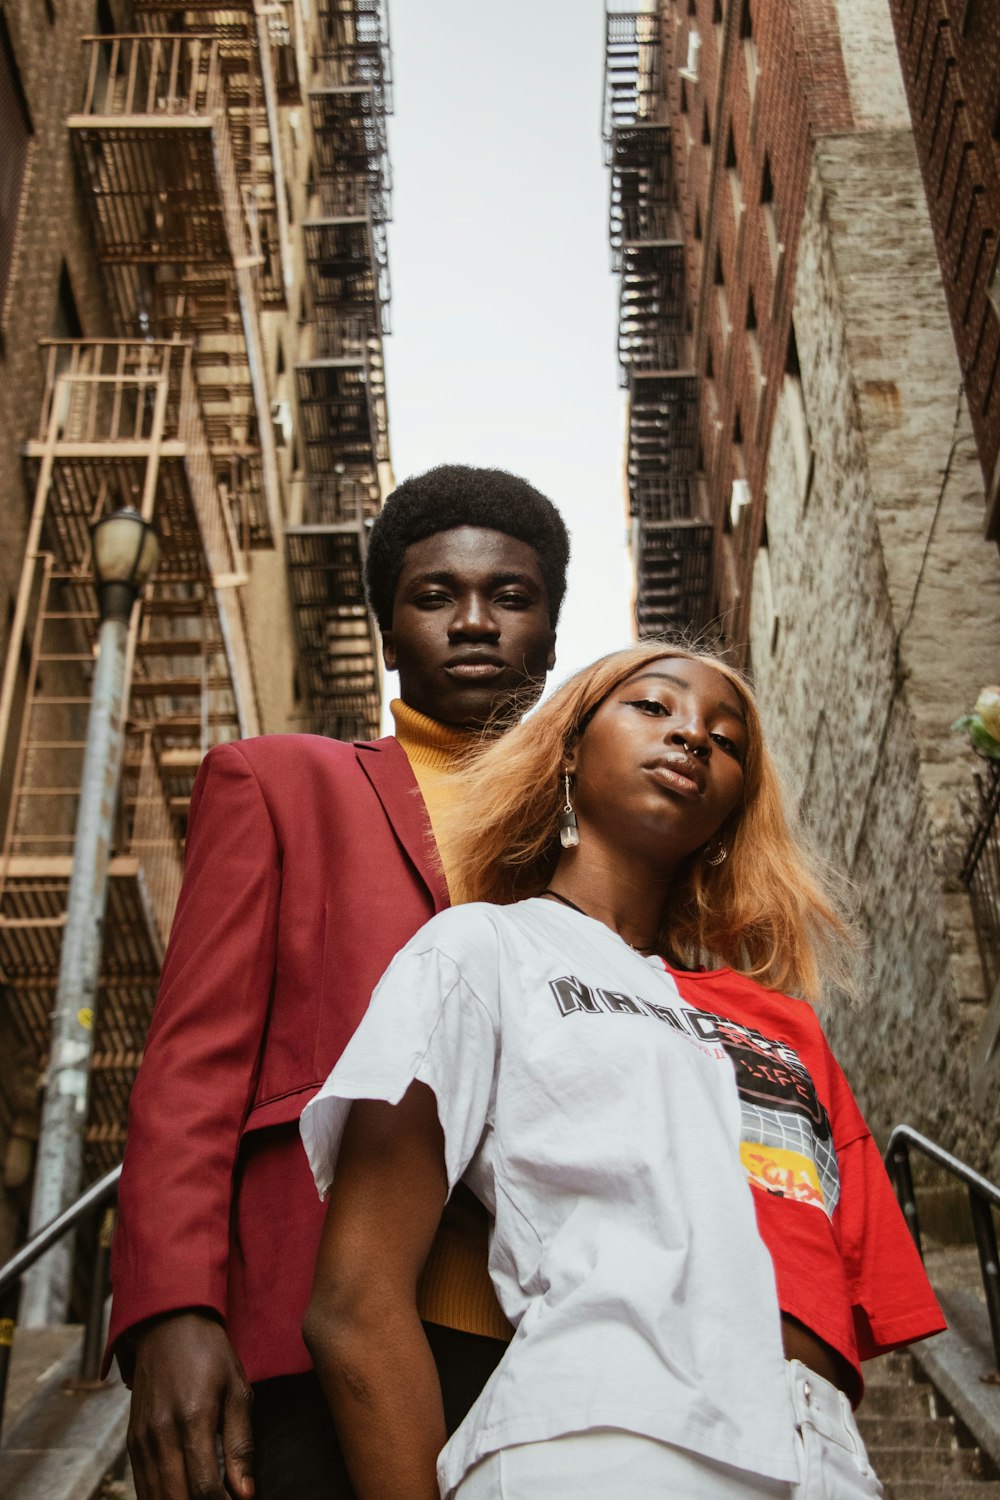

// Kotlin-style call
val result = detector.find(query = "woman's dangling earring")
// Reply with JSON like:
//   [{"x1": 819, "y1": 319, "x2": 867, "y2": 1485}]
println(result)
[
  {"x1": 558, "y1": 771, "x2": 579, "y2": 849},
  {"x1": 705, "y1": 841, "x2": 728, "y2": 867}
]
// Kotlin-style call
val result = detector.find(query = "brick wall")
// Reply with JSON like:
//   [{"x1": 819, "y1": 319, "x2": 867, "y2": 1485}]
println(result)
[
  {"x1": 662, "y1": 0, "x2": 854, "y2": 652},
  {"x1": 887, "y1": 0, "x2": 1000, "y2": 525},
  {"x1": 644, "y1": 0, "x2": 1000, "y2": 1172},
  {"x1": 749, "y1": 133, "x2": 1000, "y2": 1175},
  {"x1": 0, "y1": 0, "x2": 112, "y2": 645}
]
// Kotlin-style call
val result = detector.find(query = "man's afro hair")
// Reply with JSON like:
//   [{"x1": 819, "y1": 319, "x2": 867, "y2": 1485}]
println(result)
[{"x1": 365, "y1": 464, "x2": 570, "y2": 631}]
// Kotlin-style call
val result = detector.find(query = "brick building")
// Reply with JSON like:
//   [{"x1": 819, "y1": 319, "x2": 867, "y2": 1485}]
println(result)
[
  {"x1": 887, "y1": 0, "x2": 1000, "y2": 532},
  {"x1": 0, "y1": 0, "x2": 394, "y2": 1261},
  {"x1": 604, "y1": 0, "x2": 1000, "y2": 1176}
]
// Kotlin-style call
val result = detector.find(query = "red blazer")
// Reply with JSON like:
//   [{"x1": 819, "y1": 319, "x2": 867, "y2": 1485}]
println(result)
[{"x1": 106, "y1": 734, "x2": 448, "y2": 1383}]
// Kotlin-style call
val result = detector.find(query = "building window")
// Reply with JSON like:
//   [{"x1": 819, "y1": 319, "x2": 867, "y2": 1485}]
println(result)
[
  {"x1": 714, "y1": 247, "x2": 729, "y2": 346},
  {"x1": 52, "y1": 264, "x2": 82, "y2": 340},
  {"x1": 746, "y1": 288, "x2": 762, "y2": 388},
  {"x1": 752, "y1": 536, "x2": 779, "y2": 655},
  {"x1": 0, "y1": 16, "x2": 33, "y2": 317},
  {"x1": 784, "y1": 321, "x2": 814, "y2": 508},
  {"x1": 740, "y1": 0, "x2": 758, "y2": 104},
  {"x1": 725, "y1": 123, "x2": 742, "y2": 229},
  {"x1": 761, "y1": 152, "x2": 784, "y2": 309},
  {"x1": 989, "y1": 240, "x2": 1000, "y2": 323}
]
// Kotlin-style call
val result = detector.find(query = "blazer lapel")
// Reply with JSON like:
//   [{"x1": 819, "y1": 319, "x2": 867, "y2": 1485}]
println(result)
[{"x1": 355, "y1": 737, "x2": 450, "y2": 912}]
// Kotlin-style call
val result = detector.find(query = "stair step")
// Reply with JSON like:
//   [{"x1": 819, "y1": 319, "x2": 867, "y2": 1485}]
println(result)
[
  {"x1": 1, "y1": 1328, "x2": 129, "y2": 1500},
  {"x1": 858, "y1": 1414, "x2": 958, "y2": 1449},
  {"x1": 861, "y1": 1380, "x2": 936, "y2": 1418},
  {"x1": 871, "y1": 1444, "x2": 984, "y2": 1479},
  {"x1": 883, "y1": 1487, "x2": 1000, "y2": 1500}
]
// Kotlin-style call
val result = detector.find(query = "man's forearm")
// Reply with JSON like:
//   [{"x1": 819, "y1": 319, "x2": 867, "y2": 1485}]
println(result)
[{"x1": 308, "y1": 1299, "x2": 445, "y2": 1500}]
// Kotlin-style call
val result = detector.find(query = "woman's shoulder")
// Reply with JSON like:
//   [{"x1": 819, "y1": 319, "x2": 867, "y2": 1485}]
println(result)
[
  {"x1": 681, "y1": 965, "x2": 824, "y2": 1034},
  {"x1": 402, "y1": 901, "x2": 520, "y2": 958}
]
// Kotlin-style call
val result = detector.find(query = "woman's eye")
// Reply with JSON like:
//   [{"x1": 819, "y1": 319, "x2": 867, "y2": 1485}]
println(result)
[
  {"x1": 711, "y1": 732, "x2": 743, "y2": 761},
  {"x1": 626, "y1": 698, "x2": 670, "y2": 716}
]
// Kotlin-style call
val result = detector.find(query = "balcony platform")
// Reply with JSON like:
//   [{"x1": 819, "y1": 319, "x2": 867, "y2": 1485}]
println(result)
[
  {"x1": 627, "y1": 369, "x2": 700, "y2": 505},
  {"x1": 635, "y1": 518, "x2": 714, "y2": 639}
]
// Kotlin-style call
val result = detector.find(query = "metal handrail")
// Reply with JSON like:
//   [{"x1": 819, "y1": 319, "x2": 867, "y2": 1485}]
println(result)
[
  {"x1": 885, "y1": 1123, "x2": 1000, "y2": 1375},
  {"x1": 0, "y1": 1165, "x2": 121, "y2": 1436}
]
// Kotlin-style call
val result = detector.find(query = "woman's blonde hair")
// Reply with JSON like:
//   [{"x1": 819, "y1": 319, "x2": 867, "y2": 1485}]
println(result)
[{"x1": 435, "y1": 643, "x2": 855, "y2": 1002}]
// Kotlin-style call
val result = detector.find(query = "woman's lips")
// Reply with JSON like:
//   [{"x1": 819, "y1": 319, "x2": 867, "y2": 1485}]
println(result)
[{"x1": 647, "y1": 763, "x2": 702, "y2": 796}]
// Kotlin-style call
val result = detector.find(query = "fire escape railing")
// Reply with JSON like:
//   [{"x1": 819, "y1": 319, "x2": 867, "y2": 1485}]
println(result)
[
  {"x1": 287, "y1": 0, "x2": 393, "y2": 741},
  {"x1": 0, "y1": 339, "x2": 255, "y2": 1190},
  {"x1": 70, "y1": 26, "x2": 284, "y2": 550},
  {"x1": 603, "y1": 6, "x2": 712, "y2": 640}
]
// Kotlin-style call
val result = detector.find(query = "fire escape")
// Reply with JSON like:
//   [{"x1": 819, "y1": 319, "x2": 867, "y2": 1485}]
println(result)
[
  {"x1": 604, "y1": 8, "x2": 712, "y2": 638},
  {"x1": 0, "y1": 3, "x2": 300, "y2": 1180},
  {"x1": 287, "y1": 0, "x2": 392, "y2": 740}
]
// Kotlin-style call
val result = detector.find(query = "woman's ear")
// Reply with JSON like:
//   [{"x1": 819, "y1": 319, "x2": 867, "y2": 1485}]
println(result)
[{"x1": 563, "y1": 742, "x2": 578, "y2": 776}]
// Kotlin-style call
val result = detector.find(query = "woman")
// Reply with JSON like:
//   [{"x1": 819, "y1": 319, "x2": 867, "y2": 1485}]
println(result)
[{"x1": 300, "y1": 645, "x2": 943, "y2": 1499}]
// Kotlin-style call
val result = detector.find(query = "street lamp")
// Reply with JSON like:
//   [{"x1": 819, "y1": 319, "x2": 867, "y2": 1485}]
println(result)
[{"x1": 21, "y1": 507, "x2": 159, "y2": 1327}]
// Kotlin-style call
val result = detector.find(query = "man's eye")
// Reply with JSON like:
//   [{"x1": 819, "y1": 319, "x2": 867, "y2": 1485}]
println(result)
[{"x1": 414, "y1": 591, "x2": 450, "y2": 607}]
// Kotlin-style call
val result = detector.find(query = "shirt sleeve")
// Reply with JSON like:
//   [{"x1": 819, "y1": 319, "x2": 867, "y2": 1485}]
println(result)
[
  {"x1": 300, "y1": 937, "x2": 499, "y2": 1200},
  {"x1": 837, "y1": 1130, "x2": 947, "y2": 1357}
]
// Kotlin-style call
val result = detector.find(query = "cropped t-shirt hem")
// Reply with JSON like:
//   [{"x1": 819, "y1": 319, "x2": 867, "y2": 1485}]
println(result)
[
  {"x1": 438, "y1": 1406, "x2": 801, "y2": 1497},
  {"x1": 865, "y1": 1305, "x2": 947, "y2": 1347}
]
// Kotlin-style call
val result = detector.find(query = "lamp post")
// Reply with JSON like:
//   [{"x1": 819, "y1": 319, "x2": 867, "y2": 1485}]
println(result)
[{"x1": 21, "y1": 508, "x2": 159, "y2": 1327}]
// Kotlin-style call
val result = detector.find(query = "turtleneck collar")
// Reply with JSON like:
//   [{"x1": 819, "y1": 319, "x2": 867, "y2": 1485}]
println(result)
[{"x1": 390, "y1": 699, "x2": 477, "y2": 774}]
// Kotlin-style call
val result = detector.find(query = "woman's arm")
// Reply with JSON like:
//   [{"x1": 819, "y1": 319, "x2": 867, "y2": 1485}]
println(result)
[{"x1": 303, "y1": 1080, "x2": 451, "y2": 1500}]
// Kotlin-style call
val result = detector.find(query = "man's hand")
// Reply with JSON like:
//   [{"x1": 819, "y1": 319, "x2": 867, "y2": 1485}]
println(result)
[{"x1": 126, "y1": 1311, "x2": 255, "y2": 1500}]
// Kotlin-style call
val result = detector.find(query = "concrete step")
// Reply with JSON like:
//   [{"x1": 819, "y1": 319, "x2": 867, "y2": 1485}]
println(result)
[
  {"x1": 910, "y1": 1283, "x2": 1000, "y2": 1474},
  {"x1": 0, "y1": 1327, "x2": 129, "y2": 1500},
  {"x1": 883, "y1": 1487, "x2": 1000, "y2": 1499},
  {"x1": 871, "y1": 1443, "x2": 984, "y2": 1479},
  {"x1": 0, "y1": 1324, "x2": 81, "y2": 1434},
  {"x1": 857, "y1": 1413, "x2": 958, "y2": 1449},
  {"x1": 861, "y1": 1376, "x2": 937, "y2": 1418}
]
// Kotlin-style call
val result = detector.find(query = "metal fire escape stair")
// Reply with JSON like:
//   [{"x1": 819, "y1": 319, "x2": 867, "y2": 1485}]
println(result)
[
  {"x1": 603, "y1": 9, "x2": 713, "y2": 638},
  {"x1": 285, "y1": 0, "x2": 393, "y2": 740},
  {"x1": 0, "y1": 339, "x2": 255, "y2": 1189}
]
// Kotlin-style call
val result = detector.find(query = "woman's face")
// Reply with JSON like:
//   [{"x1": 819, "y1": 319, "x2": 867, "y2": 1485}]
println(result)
[{"x1": 564, "y1": 658, "x2": 748, "y2": 873}]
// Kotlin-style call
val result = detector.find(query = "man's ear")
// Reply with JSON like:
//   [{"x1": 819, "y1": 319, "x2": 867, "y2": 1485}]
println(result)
[
  {"x1": 381, "y1": 631, "x2": 396, "y2": 671},
  {"x1": 546, "y1": 634, "x2": 556, "y2": 673}
]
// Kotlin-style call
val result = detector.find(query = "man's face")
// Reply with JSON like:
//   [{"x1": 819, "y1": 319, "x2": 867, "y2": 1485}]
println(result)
[{"x1": 382, "y1": 525, "x2": 557, "y2": 730}]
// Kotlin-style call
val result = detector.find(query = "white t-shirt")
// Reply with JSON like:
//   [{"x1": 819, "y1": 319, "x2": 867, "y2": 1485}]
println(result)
[{"x1": 301, "y1": 899, "x2": 798, "y2": 1496}]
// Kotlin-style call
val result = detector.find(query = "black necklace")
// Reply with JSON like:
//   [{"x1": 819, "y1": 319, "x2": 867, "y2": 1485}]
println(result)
[{"x1": 540, "y1": 888, "x2": 658, "y2": 956}]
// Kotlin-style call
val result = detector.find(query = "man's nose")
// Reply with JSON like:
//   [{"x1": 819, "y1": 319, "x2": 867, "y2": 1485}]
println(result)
[{"x1": 449, "y1": 594, "x2": 500, "y2": 637}]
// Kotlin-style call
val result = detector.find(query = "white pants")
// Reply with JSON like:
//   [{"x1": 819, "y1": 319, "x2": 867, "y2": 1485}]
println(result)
[{"x1": 454, "y1": 1361, "x2": 882, "y2": 1499}]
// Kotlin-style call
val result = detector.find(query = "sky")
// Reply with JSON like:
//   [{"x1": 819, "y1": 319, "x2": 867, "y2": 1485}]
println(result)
[{"x1": 379, "y1": 0, "x2": 634, "y2": 715}]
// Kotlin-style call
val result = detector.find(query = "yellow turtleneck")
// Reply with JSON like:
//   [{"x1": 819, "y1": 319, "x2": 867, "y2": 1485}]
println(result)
[{"x1": 391, "y1": 700, "x2": 514, "y2": 1344}]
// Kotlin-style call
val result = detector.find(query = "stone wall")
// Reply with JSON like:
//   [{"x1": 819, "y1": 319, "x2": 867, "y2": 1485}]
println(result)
[{"x1": 750, "y1": 130, "x2": 1000, "y2": 1178}]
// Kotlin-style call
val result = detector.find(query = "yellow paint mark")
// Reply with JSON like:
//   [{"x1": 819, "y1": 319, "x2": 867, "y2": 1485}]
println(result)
[{"x1": 77, "y1": 1007, "x2": 94, "y2": 1031}]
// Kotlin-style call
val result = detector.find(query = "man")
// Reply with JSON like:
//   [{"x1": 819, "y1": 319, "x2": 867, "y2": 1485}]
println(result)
[{"x1": 107, "y1": 464, "x2": 569, "y2": 1500}]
